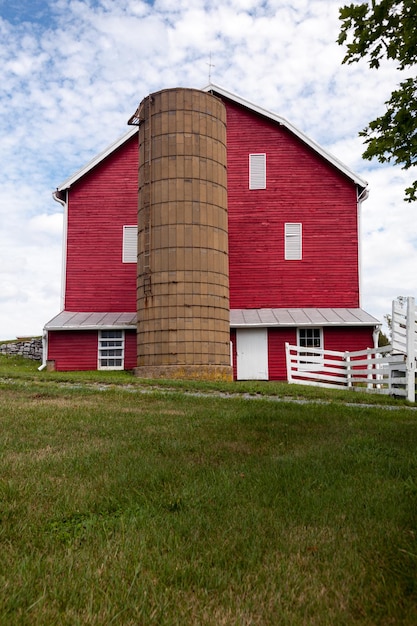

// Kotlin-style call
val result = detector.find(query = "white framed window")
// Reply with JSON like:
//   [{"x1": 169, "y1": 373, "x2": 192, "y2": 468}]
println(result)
[
  {"x1": 98, "y1": 330, "x2": 124, "y2": 370},
  {"x1": 285, "y1": 223, "x2": 302, "y2": 260},
  {"x1": 297, "y1": 327, "x2": 323, "y2": 370},
  {"x1": 122, "y1": 225, "x2": 137, "y2": 263},
  {"x1": 249, "y1": 153, "x2": 266, "y2": 189}
]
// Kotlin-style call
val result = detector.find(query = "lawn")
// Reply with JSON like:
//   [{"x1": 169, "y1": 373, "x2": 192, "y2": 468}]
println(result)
[{"x1": 0, "y1": 356, "x2": 416, "y2": 624}]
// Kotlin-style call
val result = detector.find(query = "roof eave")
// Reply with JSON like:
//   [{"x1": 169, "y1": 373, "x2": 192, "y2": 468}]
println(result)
[
  {"x1": 229, "y1": 307, "x2": 380, "y2": 328},
  {"x1": 45, "y1": 324, "x2": 136, "y2": 331},
  {"x1": 56, "y1": 126, "x2": 138, "y2": 192},
  {"x1": 230, "y1": 321, "x2": 378, "y2": 328},
  {"x1": 44, "y1": 311, "x2": 138, "y2": 331}
]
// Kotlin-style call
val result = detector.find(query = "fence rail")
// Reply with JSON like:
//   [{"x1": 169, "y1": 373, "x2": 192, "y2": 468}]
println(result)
[
  {"x1": 285, "y1": 297, "x2": 417, "y2": 401},
  {"x1": 285, "y1": 343, "x2": 412, "y2": 398}
]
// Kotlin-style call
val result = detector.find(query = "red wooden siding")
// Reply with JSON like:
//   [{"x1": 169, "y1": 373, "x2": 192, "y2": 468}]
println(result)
[
  {"x1": 48, "y1": 331, "x2": 98, "y2": 371},
  {"x1": 268, "y1": 328, "x2": 298, "y2": 380},
  {"x1": 324, "y1": 326, "x2": 375, "y2": 353},
  {"x1": 48, "y1": 330, "x2": 137, "y2": 371},
  {"x1": 266, "y1": 327, "x2": 375, "y2": 381},
  {"x1": 123, "y1": 330, "x2": 137, "y2": 369},
  {"x1": 65, "y1": 135, "x2": 138, "y2": 312},
  {"x1": 64, "y1": 99, "x2": 361, "y2": 315},
  {"x1": 224, "y1": 100, "x2": 360, "y2": 310}
]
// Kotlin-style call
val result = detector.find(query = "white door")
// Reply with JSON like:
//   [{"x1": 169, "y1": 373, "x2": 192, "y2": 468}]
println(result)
[{"x1": 236, "y1": 328, "x2": 269, "y2": 380}]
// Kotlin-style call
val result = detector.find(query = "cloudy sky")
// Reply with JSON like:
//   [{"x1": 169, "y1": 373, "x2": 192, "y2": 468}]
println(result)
[{"x1": 0, "y1": 0, "x2": 415, "y2": 340}]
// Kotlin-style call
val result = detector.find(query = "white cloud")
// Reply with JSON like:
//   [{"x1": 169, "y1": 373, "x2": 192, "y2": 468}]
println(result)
[
  {"x1": 360, "y1": 166, "x2": 417, "y2": 324},
  {"x1": 29, "y1": 213, "x2": 63, "y2": 238},
  {"x1": 0, "y1": 0, "x2": 415, "y2": 339}
]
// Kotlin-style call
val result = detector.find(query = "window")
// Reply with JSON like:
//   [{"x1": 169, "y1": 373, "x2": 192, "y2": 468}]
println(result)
[
  {"x1": 297, "y1": 328, "x2": 323, "y2": 370},
  {"x1": 285, "y1": 223, "x2": 302, "y2": 260},
  {"x1": 298, "y1": 328, "x2": 322, "y2": 351},
  {"x1": 249, "y1": 153, "x2": 266, "y2": 189},
  {"x1": 123, "y1": 225, "x2": 137, "y2": 263},
  {"x1": 98, "y1": 330, "x2": 124, "y2": 370}
]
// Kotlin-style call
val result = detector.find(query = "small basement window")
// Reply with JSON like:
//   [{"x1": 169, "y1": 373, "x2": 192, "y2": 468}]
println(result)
[
  {"x1": 123, "y1": 225, "x2": 138, "y2": 263},
  {"x1": 249, "y1": 153, "x2": 266, "y2": 189},
  {"x1": 98, "y1": 330, "x2": 124, "y2": 370}
]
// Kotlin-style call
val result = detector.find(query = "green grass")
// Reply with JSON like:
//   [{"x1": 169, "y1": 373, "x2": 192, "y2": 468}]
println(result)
[
  {"x1": 0, "y1": 353, "x2": 412, "y2": 406},
  {"x1": 0, "y1": 355, "x2": 417, "y2": 624}
]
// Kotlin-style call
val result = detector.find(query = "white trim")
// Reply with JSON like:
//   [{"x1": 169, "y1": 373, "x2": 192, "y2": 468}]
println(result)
[
  {"x1": 356, "y1": 188, "x2": 368, "y2": 309},
  {"x1": 52, "y1": 189, "x2": 68, "y2": 310},
  {"x1": 61, "y1": 196, "x2": 68, "y2": 309}
]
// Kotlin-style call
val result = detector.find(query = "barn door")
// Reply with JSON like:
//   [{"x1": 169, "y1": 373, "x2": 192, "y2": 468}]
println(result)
[{"x1": 236, "y1": 328, "x2": 269, "y2": 380}]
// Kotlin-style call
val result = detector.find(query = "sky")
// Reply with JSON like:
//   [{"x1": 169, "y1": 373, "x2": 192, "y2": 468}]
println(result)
[{"x1": 0, "y1": 0, "x2": 415, "y2": 340}]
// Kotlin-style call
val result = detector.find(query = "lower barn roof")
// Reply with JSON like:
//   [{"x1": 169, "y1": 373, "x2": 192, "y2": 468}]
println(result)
[
  {"x1": 230, "y1": 308, "x2": 380, "y2": 327},
  {"x1": 45, "y1": 311, "x2": 137, "y2": 330},
  {"x1": 45, "y1": 308, "x2": 379, "y2": 331}
]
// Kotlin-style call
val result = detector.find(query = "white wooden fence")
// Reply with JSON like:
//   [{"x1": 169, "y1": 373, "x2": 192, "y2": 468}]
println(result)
[
  {"x1": 391, "y1": 297, "x2": 417, "y2": 401},
  {"x1": 285, "y1": 296, "x2": 417, "y2": 402},
  {"x1": 285, "y1": 343, "x2": 410, "y2": 397},
  {"x1": 391, "y1": 296, "x2": 417, "y2": 355}
]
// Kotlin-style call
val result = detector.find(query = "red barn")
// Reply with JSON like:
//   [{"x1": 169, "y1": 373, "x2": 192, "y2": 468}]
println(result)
[{"x1": 43, "y1": 84, "x2": 379, "y2": 379}]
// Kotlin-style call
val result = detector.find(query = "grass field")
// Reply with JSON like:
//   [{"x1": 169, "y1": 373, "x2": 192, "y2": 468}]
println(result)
[{"x1": 0, "y1": 355, "x2": 417, "y2": 625}]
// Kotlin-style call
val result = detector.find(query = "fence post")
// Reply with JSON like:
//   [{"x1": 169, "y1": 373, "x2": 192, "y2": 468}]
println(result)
[
  {"x1": 345, "y1": 352, "x2": 352, "y2": 389},
  {"x1": 285, "y1": 343, "x2": 293, "y2": 383},
  {"x1": 374, "y1": 350, "x2": 382, "y2": 390},
  {"x1": 367, "y1": 348, "x2": 373, "y2": 390},
  {"x1": 406, "y1": 297, "x2": 416, "y2": 402}
]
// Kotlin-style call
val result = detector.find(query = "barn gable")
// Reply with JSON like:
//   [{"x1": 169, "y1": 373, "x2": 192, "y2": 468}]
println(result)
[{"x1": 203, "y1": 84, "x2": 368, "y2": 193}]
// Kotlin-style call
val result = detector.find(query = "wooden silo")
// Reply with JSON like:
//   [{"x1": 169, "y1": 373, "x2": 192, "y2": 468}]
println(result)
[{"x1": 128, "y1": 88, "x2": 232, "y2": 380}]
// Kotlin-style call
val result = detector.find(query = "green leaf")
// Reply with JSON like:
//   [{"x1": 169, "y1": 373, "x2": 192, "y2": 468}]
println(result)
[{"x1": 338, "y1": 1, "x2": 417, "y2": 201}]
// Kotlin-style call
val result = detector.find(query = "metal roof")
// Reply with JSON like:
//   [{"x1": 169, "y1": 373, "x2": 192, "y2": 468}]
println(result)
[
  {"x1": 55, "y1": 84, "x2": 368, "y2": 194},
  {"x1": 230, "y1": 308, "x2": 379, "y2": 328},
  {"x1": 45, "y1": 311, "x2": 137, "y2": 331},
  {"x1": 45, "y1": 308, "x2": 379, "y2": 331}
]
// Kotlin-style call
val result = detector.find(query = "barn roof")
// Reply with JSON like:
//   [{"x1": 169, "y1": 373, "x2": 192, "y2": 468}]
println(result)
[
  {"x1": 230, "y1": 308, "x2": 379, "y2": 328},
  {"x1": 56, "y1": 127, "x2": 137, "y2": 192},
  {"x1": 45, "y1": 311, "x2": 137, "y2": 331},
  {"x1": 45, "y1": 308, "x2": 379, "y2": 331},
  {"x1": 203, "y1": 84, "x2": 368, "y2": 193},
  {"x1": 56, "y1": 84, "x2": 368, "y2": 194}
]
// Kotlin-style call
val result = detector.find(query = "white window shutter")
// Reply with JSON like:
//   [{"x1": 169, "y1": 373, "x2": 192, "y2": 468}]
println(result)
[
  {"x1": 249, "y1": 154, "x2": 266, "y2": 189},
  {"x1": 123, "y1": 225, "x2": 138, "y2": 263},
  {"x1": 285, "y1": 223, "x2": 302, "y2": 260}
]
